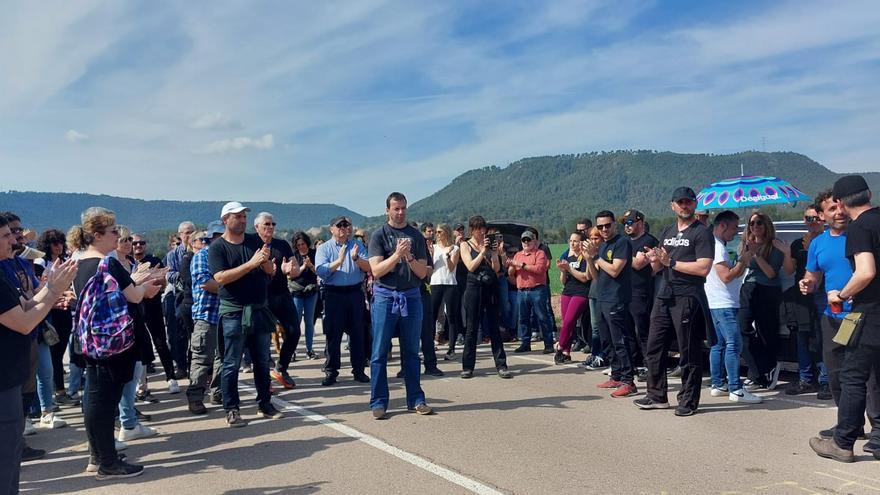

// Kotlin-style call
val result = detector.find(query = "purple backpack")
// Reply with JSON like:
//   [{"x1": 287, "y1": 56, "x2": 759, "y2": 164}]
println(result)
[{"x1": 74, "y1": 256, "x2": 134, "y2": 359}]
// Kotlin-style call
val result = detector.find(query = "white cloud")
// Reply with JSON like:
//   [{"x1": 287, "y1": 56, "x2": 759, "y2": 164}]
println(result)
[
  {"x1": 190, "y1": 112, "x2": 242, "y2": 130},
  {"x1": 64, "y1": 129, "x2": 90, "y2": 143},
  {"x1": 203, "y1": 134, "x2": 274, "y2": 154}
]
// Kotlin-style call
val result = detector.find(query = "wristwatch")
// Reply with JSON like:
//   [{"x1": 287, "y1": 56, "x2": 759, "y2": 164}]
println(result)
[{"x1": 669, "y1": 259, "x2": 677, "y2": 269}]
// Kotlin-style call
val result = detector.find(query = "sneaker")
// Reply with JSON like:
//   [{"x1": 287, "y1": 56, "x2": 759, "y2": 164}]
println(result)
[
  {"x1": 864, "y1": 439, "x2": 879, "y2": 454},
  {"x1": 817, "y1": 382, "x2": 832, "y2": 400},
  {"x1": 531, "y1": 332, "x2": 540, "y2": 341},
  {"x1": 372, "y1": 408, "x2": 387, "y2": 420},
  {"x1": 411, "y1": 403, "x2": 434, "y2": 415},
  {"x1": 809, "y1": 437, "x2": 854, "y2": 463},
  {"x1": 456, "y1": 335, "x2": 464, "y2": 345},
  {"x1": 424, "y1": 367, "x2": 445, "y2": 377},
  {"x1": 709, "y1": 384, "x2": 729, "y2": 397},
  {"x1": 513, "y1": 345, "x2": 531, "y2": 353},
  {"x1": 785, "y1": 380, "x2": 815, "y2": 395},
  {"x1": 571, "y1": 341, "x2": 586, "y2": 353},
  {"x1": 270, "y1": 369, "x2": 296, "y2": 389},
  {"x1": 819, "y1": 427, "x2": 868, "y2": 440},
  {"x1": 582, "y1": 356, "x2": 606, "y2": 371},
  {"x1": 460, "y1": 370, "x2": 474, "y2": 379},
  {"x1": 174, "y1": 368, "x2": 188, "y2": 380},
  {"x1": 117, "y1": 424, "x2": 159, "y2": 442},
  {"x1": 258, "y1": 404, "x2": 284, "y2": 419},
  {"x1": 743, "y1": 378, "x2": 765, "y2": 391},
  {"x1": 137, "y1": 390, "x2": 160, "y2": 403},
  {"x1": 611, "y1": 383, "x2": 638, "y2": 398},
  {"x1": 23, "y1": 418, "x2": 36, "y2": 436},
  {"x1": 188, "y1": 401, "x2": 207, "y2": 415},
  {"x1": 596, "y1": 379, "x2": 624, "y2": 389},
  {"x1": 729, "y1": 388, "x2": 763, "y2": 404},
  {"x1": 95, "y1": 460, "x2": 145, "y2": 480},
  {"x1": 240, "y1": 364, "x2": 253, "y2": 374},
  {"x1": 167, "y1": 379, "x2": 180, "y2": 394},
  {"x1": 21, "y1": 445, "x2": 46, "y2": 462},
  {"x1": 86, "y1": 454, "x2": 126, "y2": 473},
  {"x1": 210, "y1": 392, "x2": 223, "y2": 405},
  {"x1": 602, "y1": 367, "x2": 612, "y2": 376},
  {"x1": 497, "y1": 367, "x2": 512, "y2": 379},
  {"x1": 674, "y1": 405, "x2": 697, "y2": 417},
  {"x1": 542, "y1": 345, "x2": 554, "y2": 354},
  {"x1": 766, "y1": 363, "x2": 781, "y2": 390},
  {"x1": 636, "y1": 367, "x2": 648, "y2": 382},
  {"x1": 226, "y1": 409, "x2": 247, "y2": 428},
  {"x1": 633, "y1": 397, "x2": 670, "y2": 409},
  {"x1": 443, "y1": 351, "x2": 456, "y2": 361},
  {"x1": 352, "y1": 372, "x2": 371, "y2": 383},
  {"x1": 55, "y1": 392, "x2": 81, "y2": 407},
  {"x1": 553, "y1": 351, "x2": 565, "y2": 365},
  {"x1": 135, "y1": 408, "x2": 151, "y2": 422},
  {"x1": 321, "y1": 373, "x2": 338, "y2": 386},
  {"x1": 37, "y1": 413, "x2": 67, "y2": 429},
  {"x1": 667, "y1": 365, "x2": 682, "y2": 378}
]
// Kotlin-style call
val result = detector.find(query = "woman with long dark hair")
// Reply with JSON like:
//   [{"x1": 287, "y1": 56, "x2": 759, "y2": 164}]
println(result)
[
  {"x1": 288, "y1": 231, "x2": 318, "y2": 359},
  {"x1": 738, "y1": 211, "x2": 793, "y2": 390},
  {"x1": 70, "y1": 207, "x2": 163, "y2": 479},
  {"x1": 555, "y1": 231, "x2": 595, "y2": 364},
  {"x1": 458, "y1": 215, "x2": 511, "y2": 379}
]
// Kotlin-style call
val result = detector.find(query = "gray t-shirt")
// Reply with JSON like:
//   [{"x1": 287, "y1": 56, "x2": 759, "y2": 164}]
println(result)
[
  {"x1": 369, "y1": 223, "x2": 428, "y2": 291},
  {"x1": 744, "y1": 246, "x2": 784, "y2": 287}
]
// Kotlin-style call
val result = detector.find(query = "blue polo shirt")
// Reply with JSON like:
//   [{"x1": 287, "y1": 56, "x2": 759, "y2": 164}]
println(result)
[
  {"x1": 806, "y1": 230, "x2": 852, "y2": 319},
  {"x1": 315, "y1": 238, "x2": 368, "y2": 287}
]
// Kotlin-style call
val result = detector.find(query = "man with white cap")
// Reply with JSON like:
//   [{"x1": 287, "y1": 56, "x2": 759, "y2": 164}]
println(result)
[{"x1": 208, "y1": 202, "x2": 284, "y2": 427}]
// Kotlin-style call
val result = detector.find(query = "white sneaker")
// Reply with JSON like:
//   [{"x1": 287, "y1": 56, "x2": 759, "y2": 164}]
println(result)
[
  {"x1": 23, "y1": 418, "x2": 36, "y2": 436},
  {"x1": 167, "y1": 379, "x2": 180, "y2": 394},
  {"x1": 767, "y1": 363, "x2": 781, "y2": 390},
  {"x1": 602, "y1": 367, "x2": 612, "y2": 376},
  {"x1": 117, "y1": 423, "x2": 159, "y2": 442},
  {"x1": 729, "y1": 388, "x2": 763, "y2": 404},
  {"x1": 38, "y1": 412, "x2": 67, "y2": 429},
  {"x1": 115, "y1": 440, "x2": 128, "y2": 451},
  {"x1": 709, "y1": 384, "x2": 729, "y2": 397}
]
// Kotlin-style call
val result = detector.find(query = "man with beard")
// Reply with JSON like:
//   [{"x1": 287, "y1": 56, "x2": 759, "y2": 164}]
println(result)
[
  {"x1": 634, "y1": 187, "x2": 714, "y2": 417},
  {"x1": 622, "y1": 209, "x2": 658, "y2": 381}
]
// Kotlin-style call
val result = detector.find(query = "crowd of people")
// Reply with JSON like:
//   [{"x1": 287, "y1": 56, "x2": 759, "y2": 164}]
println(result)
[{"x1": 1, "y1": 178, "x2": 879, "y2": 492}]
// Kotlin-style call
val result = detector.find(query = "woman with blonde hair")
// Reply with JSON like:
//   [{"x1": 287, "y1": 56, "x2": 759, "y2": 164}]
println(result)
[
  {"x1": 70, "y1": 207, "x2": 164, "y2": 480},
  {"x1": 738, "y1": 211, "x2": 793, "y2": 391},
  {"x1": 429, "y1": 223, "x2": 462, "y2": 358}
]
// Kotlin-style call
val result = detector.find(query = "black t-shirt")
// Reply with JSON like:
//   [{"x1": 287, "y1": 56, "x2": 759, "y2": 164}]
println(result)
[
  {"x1": 790, "y1": 238, "x2": 808, "y2": 283},
  {"x1": 291, "y1": 248, "x2": 318, "y2": 287},
  {"x1": 595, "y1": 234, "x2": 632, "y2": 304},
  {"x1": 74, "y1": 256, "x2": 139, "y2": 377},
  {"x1": 845, "y1": 207, "x2": 880, "y2": 314},
  {"x1": 562, "y1": 254, "x2": 590, "y2": 298},
  {"x1": 135, "y1": 255, "x2": 165, "y2": 311},
  {"x1": 656, "y1": 221, "x2": 715, "y2": 298},
  {"x1": 630, "y1": 233, "x2": 659, "y2": 298},
  {"x1": 368, "y1": 223, "x2": 429, "y2": 291},
  {"x1": 208, "y1": 234, "x2": 269, "y2": 306},
  {"x1": 464, "y1": 242, "x2": 498, "y2": 288},
  {"x1": 0, "y1": 276, "x2": 30, "y2": 391},
  {"x1": 265, "y1": 237, "x2": 295, "y2": 296}
]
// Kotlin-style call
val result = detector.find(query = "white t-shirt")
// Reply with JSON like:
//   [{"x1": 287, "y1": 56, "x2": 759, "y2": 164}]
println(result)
[
  {"x1": 430, "y1": 245, "x2": 458, "y2": 285},
  {"x1": 705, "y1": 236, "x2": 741, "y2": 309}
]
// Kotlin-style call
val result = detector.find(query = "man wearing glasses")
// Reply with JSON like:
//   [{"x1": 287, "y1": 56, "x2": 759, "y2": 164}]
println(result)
[
  {"x1": 131, "y1": 234, "x2": 170, "y2": 381},
  {"x1": 635, "y1": 187, "x2": 714, "y2": 416},
  {"x1": 509, "y1": 229, "x2": 553, "y2": 354},
  {"x1": 163, "y1": 221, "x2": 196, "y2": 378},
  {"x1": 623, "y1": 209, "x2": 659, "y2": 381},
  {"x1": 315, "y1": 216, "x2": 371, "y2": 386}
]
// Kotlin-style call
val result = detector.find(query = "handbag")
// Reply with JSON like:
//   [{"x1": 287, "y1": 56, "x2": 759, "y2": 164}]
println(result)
[{"x1": 833, "y1": 312, "x2": 865, "y2": 347}]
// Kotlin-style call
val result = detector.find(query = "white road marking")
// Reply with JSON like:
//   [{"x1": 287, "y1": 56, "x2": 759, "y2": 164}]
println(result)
[{"x1": 267, "y1": 394, "x2": 506, "y2": 495}]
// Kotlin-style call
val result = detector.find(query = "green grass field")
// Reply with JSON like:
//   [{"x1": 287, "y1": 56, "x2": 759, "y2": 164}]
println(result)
[{"x1": 547, "y1": 243, "x2": 566, "y2": 295}]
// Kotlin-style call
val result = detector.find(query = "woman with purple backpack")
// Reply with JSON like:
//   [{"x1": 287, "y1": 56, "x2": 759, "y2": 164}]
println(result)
[{"x1": 70, "y1": 208, "x2": 164, "y2": 481}]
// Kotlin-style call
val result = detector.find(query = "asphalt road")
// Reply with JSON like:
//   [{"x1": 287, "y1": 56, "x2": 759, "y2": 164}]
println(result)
[{"x1": 19, "y1": 323, "x2": 880, "y2": 495}]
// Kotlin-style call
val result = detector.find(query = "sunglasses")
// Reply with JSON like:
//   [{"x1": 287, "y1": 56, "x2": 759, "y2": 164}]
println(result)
[
  {"x1": 623, "y1": 219, "x2": 640, "y2": 226},
  {"x1": 132, "y1": 241, "x2": 146, "y2": 246},
  {"x1": 262, "y1": 222, "x2": 277, "y2": 227},
  {"x1": 9, "y1": 227, "x2": 24, "y2": 234},
  {"x1": 804, "y1": 216, "x2": 820, "y2": 223},
  {"x1": 119, "y1": 237, "x2": 133, "y2": 243},
  {"x1": 354, "y1": 235, "x2": 364, "y2": 240},
  {"x1": 596, "y1": 223, "x2": 613, "y2": 230},
  {"x1": 335, "y1": 222, "x2": 351, "y2": 228},
  {"x1": 749, "y1": 220, "x2": 764, "y2": 227}
]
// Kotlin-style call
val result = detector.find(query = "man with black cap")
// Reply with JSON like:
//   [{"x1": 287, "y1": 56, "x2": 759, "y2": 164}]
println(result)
[
  {"x1": 315, "y1": 215, "x2": 372, "y2": 386},
  {"x1": 208, "y1": 201, "x2": 284, "y2": 427},
  {"x1": 634, "y1": 186, "x2": 714, "y2": 416},
  {"x1": 810, "y1": 175, "x2": 880, "y2": 462},
  {"x1": 623, "y1": 208, "x2": 659, "y2": 380}
]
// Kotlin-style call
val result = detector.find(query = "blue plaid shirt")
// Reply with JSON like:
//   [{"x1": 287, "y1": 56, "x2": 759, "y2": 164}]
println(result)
[{"x1": 190, "y1": 249, "x2": 219, "y2": 325}]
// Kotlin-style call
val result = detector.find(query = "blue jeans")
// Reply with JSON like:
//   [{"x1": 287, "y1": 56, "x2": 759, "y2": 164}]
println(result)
[
  {"x1": 119, "y1": 362, "x2": 144, "y2": 429},
  {"x1": 710, "y1": 308, "x2": 742, "y2": 391},
  {"x1": 507, "y1": 288, "x2": 519, "y2": 331},
  {"x1": 220, "y1": 313, "x2": 272, "y2": 411},
  {"x1": 496, "y1": 277, "x2": 513, "y2": 330},
  {"x1": 517, "y1": 286, "x2": 554, "y2": 347},
  {"x1": 589, "y1": 298, "x2": 605, "y2": 358},
  {"x1": 36, "y1": 342, "x2": 55, "y2": 412},
  {"x1": 796, "y1": 331, "x2": 828, "y2": 384},
  {"x1": 293, "y1": 292, "x2": 318, "y2": 353},
  {"x1": 370, "y1": 292, "x2": 425, "y2": 411}
]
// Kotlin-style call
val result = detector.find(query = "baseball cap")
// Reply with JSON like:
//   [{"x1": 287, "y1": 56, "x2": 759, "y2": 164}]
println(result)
[
  {"x1": 623, "y1": 209, "x2": 645, "y2": 222},
  {"x1": 220, "y1": 201, "x2": 249, "y2": 219},
  {"x1": 696, "y1": 209, "x2": 711, "y2": 215},
  {"x1": 832, "y1": 175, "x2": 869, "y2": 201},
  {"x1": 521, "y1": 229, "x2": 537, "y2": 241},
  {"x1": 671, "y1": 187, "x2": 697, "y2": 202},
  {"x1": 206, "y1": 220, "x2": 225, "y2": 237},
  {"x1": 330, "y1": 215, "x2": 352, "y2": 227}
]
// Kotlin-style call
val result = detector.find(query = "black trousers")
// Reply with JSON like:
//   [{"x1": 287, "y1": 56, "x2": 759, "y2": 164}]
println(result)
[
  {"x1": 322, "y1": 287, "x2": 367, "y2": 375},
  {"x1": 739, "y1": 282, "x2": 782, "y2": 380},
  {"x1": 431, "y1": 284, "x2": 462, "y2": 350},
  {"x1": 822, "y1": 316, "x2": 880, "y2": 437},
  {"x1": 645, "y1": 295, "x2": 704, "y2": 410},
  {"x1": 835, "y1": 340, "x2": 880, "y2": 449},
  {"x1": 597, "y1": 300, "x2": 636, "y2": 383},
  {"x1": 270, "y1": 292, "x2": 300, "y2": 373},
  {"x1": 0, "y1": 385, "x2": 23, "y2": 495},
  {"x1": 629, "y1": 294, "x2": 653, "y2": 366},
  {"x1": 144, "y1": 301, "x2": 176, "y2": 381},
  {"x1": 420, "y1": 288, "x2": 438, "y2": 368},
  {"x1": 84, "y1": 363, "x2": 130, "y2": 467},
  {"x1": 462, "y1": 283, "x2": 507, "y2": 372},
  {"x1": 49, "y1": 308, "x2": 73, "y2": 393}
]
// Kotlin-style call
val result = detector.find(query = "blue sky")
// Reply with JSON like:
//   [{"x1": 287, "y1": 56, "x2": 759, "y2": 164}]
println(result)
[{"x1": 1, "y1": 0, "x2": 878, "y2": 215}]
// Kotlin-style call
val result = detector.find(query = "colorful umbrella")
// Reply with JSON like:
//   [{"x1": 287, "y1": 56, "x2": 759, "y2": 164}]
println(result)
[{"x1": 696, "y1": 175, "x2": 811, "y2": 209}]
